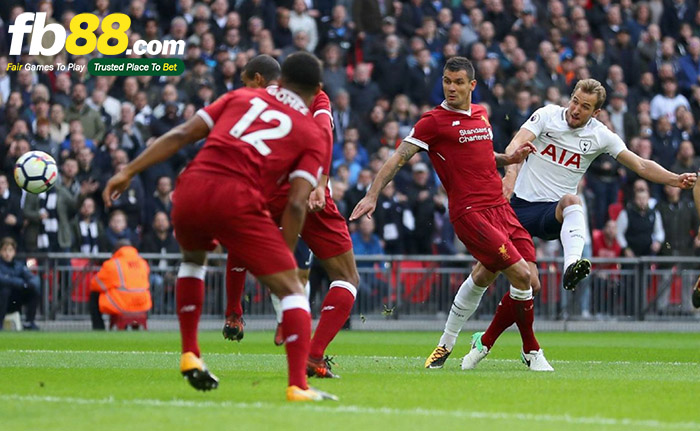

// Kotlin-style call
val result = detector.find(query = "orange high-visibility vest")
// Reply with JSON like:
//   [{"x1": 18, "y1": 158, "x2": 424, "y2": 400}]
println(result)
[{"x1": 90, "y1": 246, "x2": 152, "y2": 314}]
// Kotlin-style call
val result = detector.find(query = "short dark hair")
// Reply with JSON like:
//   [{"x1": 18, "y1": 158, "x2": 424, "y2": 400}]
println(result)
[
  {"x1": 281, "y1": 52, "x2": 322, "y2": 97},
  {"x1": 243, "y1": 54, "x2": 281, "y2": 84},
  {"x1": 0, "y1": 237, "x2": 17, "y2": 251},
  {"x1": 444, "y1": 56, "x2": 475, "y2": 80}
]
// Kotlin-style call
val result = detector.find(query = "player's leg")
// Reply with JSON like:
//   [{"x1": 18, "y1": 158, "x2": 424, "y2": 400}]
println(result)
[
  {"x1": 177, "y1": 248, "x2": 220, "y2": 391},
  {"x1": 516, "y1": 261, "x2": 552, "y2": 370},
  {"x1": 301, "y1": 205, "x2": 357, "y2": 378},
  {"x1": 257, "y1": 269, "x2": 336, "y2": 401},
  {"x1": 271, "y1": 240, "x2": 313, "y2": 346},
  {"x1": 556, "y1": 194, "x2": 591, "y2": 290},
  {"x1": 222, "y1": 256, "x2": 246, "y2": 342},
  {"x1": 224, "y1": 208, "x2": 336, "y2": 401},
  {"x1": 425, "y1": 261, "x2": 495, "y2": 369},
  {"x1": 306, "y1": 249, "x2": 359, "y2": 378}
]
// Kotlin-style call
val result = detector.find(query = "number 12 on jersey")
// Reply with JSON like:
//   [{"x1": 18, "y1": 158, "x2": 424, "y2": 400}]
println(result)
[{"x1": 229, "y1": 97, "x2": 292, "y2": 156}]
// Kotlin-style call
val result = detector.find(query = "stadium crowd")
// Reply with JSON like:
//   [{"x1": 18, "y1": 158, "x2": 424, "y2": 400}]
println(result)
[{"x1": 0, "y1": 0, "x2": 699, "y2": 265}]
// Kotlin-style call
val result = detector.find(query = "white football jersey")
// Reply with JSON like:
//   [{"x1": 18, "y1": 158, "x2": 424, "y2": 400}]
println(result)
[{"x1": 514, "y1": 104, "x2": 627, "y2": 202}]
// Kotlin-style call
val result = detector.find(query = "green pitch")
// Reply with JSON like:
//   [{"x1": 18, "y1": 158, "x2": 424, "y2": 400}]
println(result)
[{"x1": 1, "y1": 331, "x2": 699, "y2": 431}]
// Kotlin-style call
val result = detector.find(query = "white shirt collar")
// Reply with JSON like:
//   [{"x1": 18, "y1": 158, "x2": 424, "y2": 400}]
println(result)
[{"x1": 441, "y1": 100, "x2": 472, "y2": 116}]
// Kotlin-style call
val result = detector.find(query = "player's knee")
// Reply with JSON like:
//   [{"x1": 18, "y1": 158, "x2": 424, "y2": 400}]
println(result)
[
  {"x1": 511, "y1": 266, "x2": 531, "y2": 289},
  {"x1": 560, "y1": 194, "x2": 581, "y2": 208}
]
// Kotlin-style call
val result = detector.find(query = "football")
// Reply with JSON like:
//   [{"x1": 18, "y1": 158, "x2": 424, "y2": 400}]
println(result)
[{"x1": 14, "y1": 150, "x2": 58, "y2": 194}]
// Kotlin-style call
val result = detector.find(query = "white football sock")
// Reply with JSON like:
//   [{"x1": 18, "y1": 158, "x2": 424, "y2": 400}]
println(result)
[
  {"x1": 271, "y1": 293, "x2": 283, "y2": 324},
  {"x1": 438, "y1": 275, "x2": 488, "y2": 350},
  {"x1": 560, "y1": 204, "x2": 586, "y2": 269},
  {"x1": 271, "y1": 281, "x2": 310, "y2": 324}
]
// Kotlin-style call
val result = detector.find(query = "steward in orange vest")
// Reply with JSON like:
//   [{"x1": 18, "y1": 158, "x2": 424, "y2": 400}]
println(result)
[{"x1": 89, "y1": 244, "x2": 152, "y2": 329}]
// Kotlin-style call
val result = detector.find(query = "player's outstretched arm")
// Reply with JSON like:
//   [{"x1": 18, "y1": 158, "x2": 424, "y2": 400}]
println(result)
[
  {"x1": 501, "y1": 128, "x2": 537, "y2": 197},
  {"x1": 617, "y1": 150, "x2": 697, "y2": 189},
  {"x1": 349, "y1": 141, "x2": 420, "y2": 220},
  {"x1": 280, "y1": 177, "x2": 315, "y2": 251},
  {"x1": 103, "y1": 116, "x2": 209, "y2": 205},
  {"x1": 495, "y1": 142, "x2": 536, "y2": 167}
]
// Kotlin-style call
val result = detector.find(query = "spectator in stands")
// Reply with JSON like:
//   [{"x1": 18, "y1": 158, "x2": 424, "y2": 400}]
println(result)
[
  {"x1": 141, "y1": 211, "x2": 180, "y2": 314},
  {"x1": 49, "y1": 104, "x2": 69, "y2": 145},
  {"x1": 31, "y1": 117, "x2": 59, "y2": 160},
  {"x1": 144, "y1": 176, "x2": 174, "y2": 224},
  {"x1": 0, "y1": 237, "x2": 40, "y2": 330},
  {"x1": 351, "y1": 216, "x2": 386, "y2": 312},
  {"x1": 0, "y1": 174, "x2": 21, "y2": 244},
  {"x1": 100, "y1": 210, "x2": 139, "y2": 251},
  {"x1": 405, "y1": 162, "x2": 436, "y2": 254},
  {"x1": 65, "y1": 83, "x2": 105, "y2": 143},
  {"x1": 289, "y1": 0, "x2": 318, "y2": 52},
  {"x1": 331, "y1": 90, "x2": 357, "y2": 144},
  {"x1": 348, "y1": 63, "x2": 381, "y2": 118},
  {"x1": 72, "y1": 197, "x2": 102, "y2": 254},
  {"x1": 55, "y1": 158, "x2": 84, "y2": 252},
  {"x1": 617, "y1": 189, "x2": 665, "y2": 257},
  {"x1": 651, "y1": 116, "x2": 682, "y2": 169},
  {"x1": 333, "y1": 141, "x2": 363, "y2": 186},
  {"x1": 345, "y1": 168, "x2": 374, "y2": 213},
  {"x1": 89, "y1": 239, "x2": 151, "y2": 330},
  {"x1": 373, "y1": 181, "x2": 407, "y2": 254},
  {"x1": 650, "y1": 78, "x2": 690, "y2": 123},
  {"x1": 657, "y1": 184, "x2": 699, "y2": 312},
  {"x1": 407, "y1": 48, "x2": 440, "y2": 105}
]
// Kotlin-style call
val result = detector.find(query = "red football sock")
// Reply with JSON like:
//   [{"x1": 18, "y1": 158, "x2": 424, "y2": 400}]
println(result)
[
  {"x1": 480, "y1": 292, "x2": 515, "y2": 349},
  {"x1": 310, "y1": 282, "x2": 356, "y2": 359},
  {"x1": 225, "y1": 257, "x2": 246, "y2": 317},
  {"x1": 176, "y1": 274, "x2": 205, "y2": 357},
  {"x1": 281, "y1": 295, "x2": 312, "y2": 389},
  {"x1": 512, "y1": 297, "x2": 540, "y2": 353}
]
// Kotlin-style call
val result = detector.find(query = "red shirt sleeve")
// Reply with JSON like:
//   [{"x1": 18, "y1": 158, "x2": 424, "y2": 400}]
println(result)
[
  {"x1": 404, "y1": 113, "x2": 438, "y2": 150},
  {"x1": 197, "y1": 91, "x2": 236, "y2": 129},
  {"x1": 289, "y1": 123, "x2": 326, "y2": 188},
  {"x1": 311, "y1": 91, "x2": 333, "y2": 176}
]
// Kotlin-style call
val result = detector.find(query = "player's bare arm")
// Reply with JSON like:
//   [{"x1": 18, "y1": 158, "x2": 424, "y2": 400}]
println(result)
[
  {"x1": 495, "y1": 142, "x2": 537, "y2": 167},
  {"x1": 617, "y1": 149, "x2": 697, "y2": 189},
  {"x1": 349, "y1": 141, "x2": 420, "y2": 220},
  {"x1": 280, "y1": 177, "x2": 315, "y2": 250},
  {"x1": 103, "y1": 116, "x2": 209, "y2": 205},
  {"x1": 501, "y1": 128, "x2": 537, "y2": 197}
]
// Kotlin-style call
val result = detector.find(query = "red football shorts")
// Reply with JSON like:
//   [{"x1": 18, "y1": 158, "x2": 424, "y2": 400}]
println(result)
[
  {"x1": 452, "y1": 204, "x2": 536, "y2": 273},
  {"x1": 267, "y1": 193, "x2": 353, "y2": 260},
  {"x1": 172, "y1": 173, "x2": 297, "y2": 277}
]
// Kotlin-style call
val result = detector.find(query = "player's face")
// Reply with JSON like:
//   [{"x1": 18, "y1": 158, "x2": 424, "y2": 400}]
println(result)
[
  {"x1": 442, "y1": 70, "x2": 476, "y2": 110},
  {"x1": 566, "y1": 89, "x2": 601, "y2": 129}
]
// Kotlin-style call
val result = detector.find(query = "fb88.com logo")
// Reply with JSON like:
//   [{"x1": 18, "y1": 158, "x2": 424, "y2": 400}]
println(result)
[{"x1": 9, "y1": 12, "x2": 184, "y2": 57}]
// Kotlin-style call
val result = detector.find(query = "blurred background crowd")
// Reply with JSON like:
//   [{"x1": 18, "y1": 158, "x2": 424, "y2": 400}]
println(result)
[{"x1": 0, "y1": 0, "x2": 700, "y2": 267}]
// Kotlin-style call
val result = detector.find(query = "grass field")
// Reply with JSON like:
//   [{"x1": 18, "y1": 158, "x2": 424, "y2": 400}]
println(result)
[{"x1": 1, "y1": 330, "x2": 699, "y2": 431}]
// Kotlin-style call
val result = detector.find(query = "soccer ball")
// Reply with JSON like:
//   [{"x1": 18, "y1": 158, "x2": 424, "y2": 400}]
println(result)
[{"x1": 14, "y1": 151, "x2": 58, "y2": 194}]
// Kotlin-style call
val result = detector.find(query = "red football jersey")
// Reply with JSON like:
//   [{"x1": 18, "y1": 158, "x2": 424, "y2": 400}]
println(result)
[
  {"x1": 188, "y1": 87, "x2": 326, "y2": 193},
  {"x1": 267, "y1": 90, "x2": 334, "y2": 203},
  {"x1": 404, "y1": 101, "x2": 506, "y2": 221}
]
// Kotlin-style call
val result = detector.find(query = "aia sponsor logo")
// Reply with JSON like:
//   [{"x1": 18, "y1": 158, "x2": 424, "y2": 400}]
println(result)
[{"x1": 540, "y1": 144, "x2": 581, "y2": 168}]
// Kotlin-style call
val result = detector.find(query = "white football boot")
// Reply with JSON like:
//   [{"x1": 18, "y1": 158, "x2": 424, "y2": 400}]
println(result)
[
  {"x1": 521, "y1": 349, "x2": 554, "y2": 371},
  {"x1": 461, "y1": 332, "x2": 489, "y2": 370}
]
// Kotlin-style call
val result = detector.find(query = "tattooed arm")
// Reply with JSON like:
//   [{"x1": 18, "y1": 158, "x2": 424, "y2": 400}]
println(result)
[{"x1": 349, "y1": 141, "x2": 421, "y2": 220}]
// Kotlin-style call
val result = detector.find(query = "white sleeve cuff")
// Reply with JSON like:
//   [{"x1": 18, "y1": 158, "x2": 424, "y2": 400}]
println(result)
[
  {"x1": 404, "y1": 136, "x2": 429, "y2": 150},
  {"x1": 289, "y1": 170, "x2": 319, "y2": 188},
  {"x1": 313, "y1": 109, "x2": 334, "y2": 129},
  {"x1": 196, "y1": 109, "x2": 214, "y2": 129}
]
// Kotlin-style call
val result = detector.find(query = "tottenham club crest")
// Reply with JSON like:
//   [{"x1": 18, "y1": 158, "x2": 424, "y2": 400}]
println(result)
[{"x1": 579, "y1": 139, "x2": 592, "y2": 154}]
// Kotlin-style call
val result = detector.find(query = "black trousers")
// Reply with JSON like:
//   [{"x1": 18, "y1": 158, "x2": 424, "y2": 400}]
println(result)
[
  {"x1": 0, "y1": 285, "x2": 39, "y2": 324},
  {"x1": 89, "y1": 292, "x2": 106, "y2": 330}
]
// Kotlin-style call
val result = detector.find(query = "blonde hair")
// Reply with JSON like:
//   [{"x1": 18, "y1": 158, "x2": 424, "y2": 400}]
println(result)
[{"x1": 571, "y1": 79, "x2": 606, "y2": 110}]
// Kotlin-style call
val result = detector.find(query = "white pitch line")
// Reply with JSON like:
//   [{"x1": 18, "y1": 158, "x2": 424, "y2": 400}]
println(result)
[
  {"x1": 0, "y1": 394, "x2": 698, "y2": 430},
  {"x1": 4, "y1": 349, "x2": 700, "y2": 367}
]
